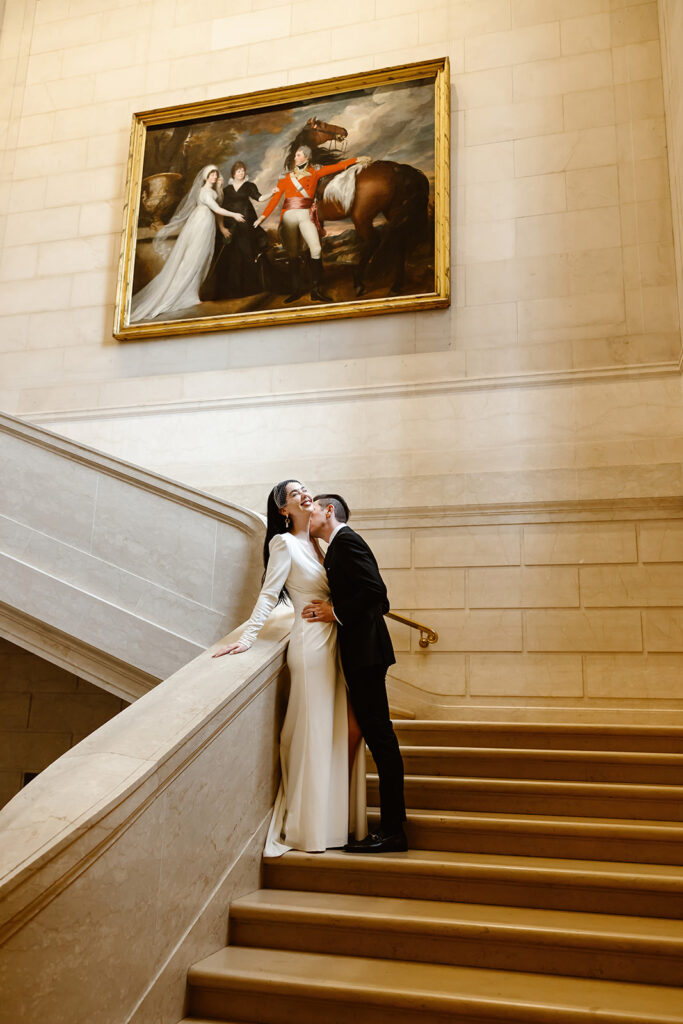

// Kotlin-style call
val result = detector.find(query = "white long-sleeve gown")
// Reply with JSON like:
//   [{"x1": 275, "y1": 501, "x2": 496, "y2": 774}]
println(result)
[
  {"x1": 130, "y1": 185, "x2": 223, "y2": 323},
  {"x1": 239, "y1": 533, "x2": 367, "y2": 858}
]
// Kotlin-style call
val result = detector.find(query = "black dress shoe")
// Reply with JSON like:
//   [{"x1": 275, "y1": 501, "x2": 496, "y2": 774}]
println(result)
[
  {"x1": 310, "y1": 286, "x2": 332, "y2": 303},
  {"x1": 343, "y1": 830, "x2": 408, "y2": 854}
]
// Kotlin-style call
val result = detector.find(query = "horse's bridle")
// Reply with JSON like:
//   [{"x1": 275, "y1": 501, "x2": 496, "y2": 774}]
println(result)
[{"x1": 311, "y1": 118, "x2": 348, "y2": 156}]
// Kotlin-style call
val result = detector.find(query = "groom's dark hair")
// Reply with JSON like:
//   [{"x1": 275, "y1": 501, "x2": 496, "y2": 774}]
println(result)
[{"x1": 314, "y1": 493, "x2": 350, "y2": 523}]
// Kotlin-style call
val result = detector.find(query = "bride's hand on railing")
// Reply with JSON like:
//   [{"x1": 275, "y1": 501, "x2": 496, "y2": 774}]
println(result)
[{"x1": 212, "y1": 642, "x2": 248, "y2": 657}]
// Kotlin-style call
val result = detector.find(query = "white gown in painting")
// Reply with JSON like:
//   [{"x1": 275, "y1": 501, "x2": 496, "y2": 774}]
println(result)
[
  {"x1": 131, "y1": 165, "x2": 230, "y2": 323},
  {"x1": 239, "y1": 532, "x2": 367, "y2": 858}
]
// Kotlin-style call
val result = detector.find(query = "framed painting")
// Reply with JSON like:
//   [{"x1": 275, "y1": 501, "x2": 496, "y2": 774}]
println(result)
[{"x1": 113, "y1": 57, "x2": 449, "y2": 340}]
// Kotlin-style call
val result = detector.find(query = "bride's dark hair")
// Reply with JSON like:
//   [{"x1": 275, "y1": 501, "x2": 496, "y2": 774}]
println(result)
[{"x1": 263, "y1": 478, "x2": 298, "y2": 604}]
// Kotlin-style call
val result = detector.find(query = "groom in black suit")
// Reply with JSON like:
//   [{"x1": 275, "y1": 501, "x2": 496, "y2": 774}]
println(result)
[{"x1": 303, "y1": 494, "x2": 407, "y2": 853}]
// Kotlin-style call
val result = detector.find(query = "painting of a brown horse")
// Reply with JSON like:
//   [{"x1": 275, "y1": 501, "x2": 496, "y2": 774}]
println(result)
[{"x1": 287, "y1": 117, "x2": 431, "y2": 295}]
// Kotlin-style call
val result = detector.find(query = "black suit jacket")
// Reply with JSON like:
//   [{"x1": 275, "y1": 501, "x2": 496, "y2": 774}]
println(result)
[{"x1": 324, "y1": 526, "x2": 395, "y2": 676}]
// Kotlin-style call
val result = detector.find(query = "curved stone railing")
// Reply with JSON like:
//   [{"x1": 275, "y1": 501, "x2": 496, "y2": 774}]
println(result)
[
  {"x1": 0, "y1": 605, "x2": 292, "y2": 1024},
  {"x1": 0, "y1": 413, "x2": 265, "y2": 699}
]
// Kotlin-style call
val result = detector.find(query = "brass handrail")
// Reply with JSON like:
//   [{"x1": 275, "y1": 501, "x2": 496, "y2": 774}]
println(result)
[{"x1": 386, "y1": 611, "x2": 439, "y2": 648}]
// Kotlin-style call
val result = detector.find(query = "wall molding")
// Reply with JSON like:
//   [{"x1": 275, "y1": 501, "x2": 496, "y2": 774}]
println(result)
[
  {"x1": 355, "y1": 495, "x2": 683, "y2": 529},
  {"x1": 22, "y1": 357, "x2": 683, "y2": 426}
]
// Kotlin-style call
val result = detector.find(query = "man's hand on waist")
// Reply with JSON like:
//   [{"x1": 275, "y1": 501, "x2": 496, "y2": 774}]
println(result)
[{"x1": 302, "y1": 600, "x2": 337, "y2": 623}]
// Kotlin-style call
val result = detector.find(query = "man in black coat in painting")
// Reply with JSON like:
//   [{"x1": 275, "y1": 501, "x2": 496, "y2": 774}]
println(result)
[{"x1": 303, "y1": 494, "x2": 407, "y2": 853}]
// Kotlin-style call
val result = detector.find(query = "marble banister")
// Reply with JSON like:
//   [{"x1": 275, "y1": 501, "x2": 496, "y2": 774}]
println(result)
[
  {"x1": 0, "y1": 604, "x2": 292, "y2": 1024},
  {"x1": 0, "y1": 412, "x2": 265, "y2": 699}
]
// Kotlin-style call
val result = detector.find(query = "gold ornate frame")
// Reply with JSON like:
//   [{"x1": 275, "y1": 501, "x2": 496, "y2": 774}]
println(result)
[{"x1": 113, "y1": 57, "x2": 450, "y2": 341}]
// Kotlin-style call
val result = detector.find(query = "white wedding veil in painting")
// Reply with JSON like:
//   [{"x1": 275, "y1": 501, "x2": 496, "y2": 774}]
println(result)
[{"x1": 152, "y1": 163, "x2": 221, "y2": 257}]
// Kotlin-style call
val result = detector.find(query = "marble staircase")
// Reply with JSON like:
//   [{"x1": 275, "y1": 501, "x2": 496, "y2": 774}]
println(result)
[
  {"x1": 181, "y1": 720, "x2": 683, "y2": 1024},
  {"x1": 0, "y1": 412, "x2": 264, "y2": 700}
]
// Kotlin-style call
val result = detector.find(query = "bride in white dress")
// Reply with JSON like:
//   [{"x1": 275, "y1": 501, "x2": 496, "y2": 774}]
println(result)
[
  {"x1": 130, "y1": 164, "x2": 245, "y2": 323},
  {"x1": 213, "y1": 479, "x2": 366, "y2": 857}
]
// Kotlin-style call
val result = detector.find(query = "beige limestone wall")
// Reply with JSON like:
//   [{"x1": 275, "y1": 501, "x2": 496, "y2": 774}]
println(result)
[
  {"x1": 360, "y1": 505, "x2": 683, "y2": 720},
  {"x1": 39, "y1": 366, "x2": 683, "y2": 513},
  {"x1": 0, "y1": 0, "x2": 679, "y2": 517},
  {"x1": 0, "y1": 637, "x2": 126, "y2": 810},
  {"x1": 659, "y1": 0, "x2": 683, "y2": 349},
  {"x1": 0, "y1": 0, "x2": 679, "y2": 416}
]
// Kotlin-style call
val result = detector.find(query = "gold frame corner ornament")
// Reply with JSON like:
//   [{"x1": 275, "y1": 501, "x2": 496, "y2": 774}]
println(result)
[{"x1": 113, "y1": 56, "x2": 450, "y2": 341}]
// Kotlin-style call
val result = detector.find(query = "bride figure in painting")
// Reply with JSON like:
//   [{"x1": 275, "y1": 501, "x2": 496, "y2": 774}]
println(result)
[
  {"x1": 130, "y1": 164, "x2": 245, "y2": 323},
  {"x1": 213, "y1": 479, "x2": 366, "y2": 857}
]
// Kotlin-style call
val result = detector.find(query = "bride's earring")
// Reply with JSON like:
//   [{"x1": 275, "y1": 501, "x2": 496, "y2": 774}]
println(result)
[{"x1": 284, "y1": 514, "x2": 291, "y2": 529}]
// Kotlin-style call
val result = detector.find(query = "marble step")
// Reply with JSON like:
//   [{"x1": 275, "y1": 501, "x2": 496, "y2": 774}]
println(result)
[
  {"x1": 365, "y1": 808, "x2": 683, "y2": 864},
  {"x1": 395, "y1": 721, "x2": 683, "y2": 753},
  {"x1": 229, "y1": 888, "x2": 683, "y2": 985},
  {"x1": 187, "y1": 945, "x2": 683, "y2": 1023},
  {"x1": 386, "y1": 746, "x2": 683, "y2": 784},
  {"x1": 368, "y1": 774, "x2": 683, "y2": 820},
  {"x1": 263, "y1": 848, "x2": 683, "y2": 918}
]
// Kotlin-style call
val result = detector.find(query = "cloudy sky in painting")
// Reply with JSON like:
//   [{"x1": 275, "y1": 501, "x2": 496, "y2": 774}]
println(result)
[
  {"x1": 145, "y1": 77, "x2": 435, "y2": 222},
  {"x1": 252, "y1": 79, "x2": 435, "y2": 189}
]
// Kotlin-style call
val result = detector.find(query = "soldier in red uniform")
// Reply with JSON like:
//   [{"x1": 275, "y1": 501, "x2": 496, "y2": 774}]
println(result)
[{"x1": 255, "y1": 145, "x2": 371, "y2": 304}]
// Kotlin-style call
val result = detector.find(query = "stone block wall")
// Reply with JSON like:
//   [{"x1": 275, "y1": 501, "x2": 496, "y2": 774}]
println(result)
[
  {"x1": 0, "y1": 637, "x2": 126, "y2": 809},
  {"x1": 359, "y1": 509, "x2": 683, "y2": 717},
  {"x1": 659, "y1": 0, "x2": 683, "y2": 350},
  {"x1": 0, "y1": 0, "x2": 678, "y2": 540},
  {"x1": 0, "y1": 0, "x2": 678, "y2": 422}
]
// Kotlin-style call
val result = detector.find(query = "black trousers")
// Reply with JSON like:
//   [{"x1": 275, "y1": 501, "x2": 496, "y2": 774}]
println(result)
[{"x1": 345, "y1": 663, "x2": 406, "y2": 834}]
